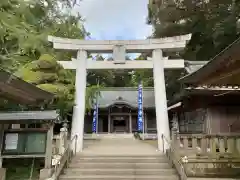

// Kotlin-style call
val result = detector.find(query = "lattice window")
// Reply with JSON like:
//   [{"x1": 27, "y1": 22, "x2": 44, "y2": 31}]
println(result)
[{"x1": 179, "y1": 108, "x2": 206, "y2": 133}]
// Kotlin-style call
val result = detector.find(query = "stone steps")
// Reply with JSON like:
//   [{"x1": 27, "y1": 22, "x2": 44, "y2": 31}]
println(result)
[
  {"x1": 72, "y1": 156, "x2": 168, "y2": 163},
  {"x1": 64, "y1": 168, "x2": 176, "y2": 175},
  {"x1": 59, "y1": 175, "x2": 178, "y2": 180},
  {"x1": 62, "y1": 155, "x2": 178, "y2": 180},
  {"x1": 59, "y1": 137, "x2": 178, "y2": 180},
  {"x1": 68, "y1": 162, "x2": 171, "y2": 169},
  {"x1": 84, "y1": 133, "x2": 134, "y2": 140}
]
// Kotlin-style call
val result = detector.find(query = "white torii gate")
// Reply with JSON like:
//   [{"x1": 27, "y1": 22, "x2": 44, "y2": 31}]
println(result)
[{"x1": 48, "y1": 34, "x2": 191, "y2": 152}]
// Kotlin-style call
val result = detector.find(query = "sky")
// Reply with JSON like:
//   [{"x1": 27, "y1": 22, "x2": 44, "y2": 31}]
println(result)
[{"x1": 77, "y1": 0, "x2": 153, "y2": 40}]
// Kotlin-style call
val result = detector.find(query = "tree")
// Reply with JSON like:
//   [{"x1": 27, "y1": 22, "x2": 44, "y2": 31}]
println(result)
[
  {"x1": 147, "y1": 0, "x2": 240, "y2": 100},
  {"x1": 148, "y1": 0, "x2": 240, "y2": 61},
  {"x1": 0, "y1": 0, "x2": 99, "y2": 117},
  {"x1": 16, "y1": 54, "x2": 73, "y2": 115}
]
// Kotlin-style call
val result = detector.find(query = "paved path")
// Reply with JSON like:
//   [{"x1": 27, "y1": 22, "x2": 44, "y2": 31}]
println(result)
[{"x1": 82, "y1": 135, "x2": 159, "y2": 155}]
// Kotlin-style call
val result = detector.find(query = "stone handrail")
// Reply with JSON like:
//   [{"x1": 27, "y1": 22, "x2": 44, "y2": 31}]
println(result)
[
  {"x1": 161, "y1": 134, "x2": 187, "y2": 180},
  {"x1": 48, "y1": 134, "x2": 78, "y2": 180},
  {"x1": 177, "y1": 133, "x2": 240, "y2": 155}
]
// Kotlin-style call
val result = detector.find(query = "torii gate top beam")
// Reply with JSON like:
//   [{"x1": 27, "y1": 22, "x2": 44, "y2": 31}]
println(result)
[{"x1": 48, "y1": 34, "x2": 191, "y2": 53}]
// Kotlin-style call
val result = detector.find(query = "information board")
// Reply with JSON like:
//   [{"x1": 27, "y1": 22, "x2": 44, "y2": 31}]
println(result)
[
  {"x1": 2, "y1": 132, "x2": 47, "y2": 155},
  {"x1": 5, "y1": 133, "x2": 18, "y2": 150}
]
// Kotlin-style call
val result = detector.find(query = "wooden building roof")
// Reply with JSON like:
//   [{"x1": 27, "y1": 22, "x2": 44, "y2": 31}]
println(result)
[
  {"x1": 168, "y1": 37, "x2": 240, "y2": 113},
  {"x1": 0, "y1": 69, "x2": 53, "y2": 104},
  {"x1": 98, "y1": 87, "x2": 155, "y2": 108},
  {"x1": 184, "y1": 61, "x2": 208, "y2": 74},
  {"x1": 0, "y1": 110, "x2": 60, "y2": 124},
  {"x1": 180, "y1": 38, "x2": 240, "y2": 86}
]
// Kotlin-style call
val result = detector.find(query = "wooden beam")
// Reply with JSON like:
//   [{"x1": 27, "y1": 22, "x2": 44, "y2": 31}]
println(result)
[
  {"x1": 48, "y1": 34, "x2": 191, "y2": 53},
  {"x1": 44, "y1": 123, "x2": 53, "y2": 169},
  {"x1": 2, "y1": 154, "x2": 45, "y2": 158},
  {"x1": 57, "y1": 59, "x2": 185, "y2": 70},
  {"x1": 0, "y1": 125, "x2": 4, "y2": 168}
]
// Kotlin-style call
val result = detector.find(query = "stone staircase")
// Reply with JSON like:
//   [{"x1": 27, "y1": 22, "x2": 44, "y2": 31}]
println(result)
[{"x1": 59, "y1": 135, "x2": 178, "y2": 180}]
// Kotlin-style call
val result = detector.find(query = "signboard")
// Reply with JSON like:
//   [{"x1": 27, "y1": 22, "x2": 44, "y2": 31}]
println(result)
[
  {"x1": 2, "y1": 132, "x2": 47, "y2": 155},
  {"x1": 5, "y1": 133, "x2": 18, "y2": 150}
]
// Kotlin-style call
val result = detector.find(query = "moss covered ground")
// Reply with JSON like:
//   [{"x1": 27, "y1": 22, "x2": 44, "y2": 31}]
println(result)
[{"x1": 3, "y1": 158, "x2": 44, "y2": 180}]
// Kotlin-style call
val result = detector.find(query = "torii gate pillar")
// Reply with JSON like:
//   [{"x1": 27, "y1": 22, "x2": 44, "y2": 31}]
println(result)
[
  {"x1": 72, "y1": 50, "x2": 87, "y2": 152},
  {"x1": 153, "y1": 49, "x2": 170, "y2": 151},
  {"x1": 48, "y1": 34, "x2": 191, "y2": 153}
]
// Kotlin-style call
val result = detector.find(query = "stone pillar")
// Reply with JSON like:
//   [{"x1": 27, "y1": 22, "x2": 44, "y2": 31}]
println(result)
[
  {"x1": 153, "y1": 49, "x2": 170, "y2": 152},
  {"x1": 0, "y1": 168, "x2": 6, "y2": 180},
  {"x1": 72, "y1": 50, "x2": 87, "y2": 152},
  {"x1": 39, "y1": 168, "x2": 53, "y2": 180},
  {"x1": 59, "y1": 123, "x2": 68, "y2": 154}
]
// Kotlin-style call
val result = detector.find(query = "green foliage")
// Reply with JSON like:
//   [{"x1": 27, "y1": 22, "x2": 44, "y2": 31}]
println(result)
[
  {"x1": 16, "y1": 54, "x2": 74, "y2": 116},
  {"x1": 130, "y1": 55, "x2": 154, "y2": 87},
  {"x1": 0, "y1": 0, "x2": 96, "y2": 117},
  {"x1": 4, "y1": 158, "x2": 42, "y2": 180},
  {"x1": 37, "y1": 83, "x2": 70, "y2": 95},
  {"x1": 147, "y1": 0, "x2": 240, "y2": 100},
  {"x1": 16, "y1": 53, "x2": 103, "y2": 116},
  {"x1": 148, "y1": 0, "x2": 240, "y2": 61}
]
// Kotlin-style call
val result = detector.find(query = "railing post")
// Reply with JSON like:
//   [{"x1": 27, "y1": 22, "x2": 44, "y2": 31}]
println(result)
[
  {"x1": 192, "y1": 136, "x2": 197, "y2": 149},
  {"x1": 161, "y1": 134, "x2": 165, "y2": 153},
  {"x1": 59, "y1": 123, "x2": 68, "y2": 155},
  {"x1": 74, "y1": 135, "x2": 78, "y2": 155},
  {"x1": 219, "y1": 137, "x2": 225, "y2": 153},
  {"x1": 201, "y1": 136, "x2": 207, "y2": 153},
  {"x1": 236, "y1": 137, "x2": 240, "y2": 154},
  {"x1": 183, "y1": 136, "x2": 188, "y2": 149},
  {"x1": 227, "y1": 137, "x2": 235, "y2": 153},
  {"x1": 171, "y1": 127, "x2": 179, "y2": 150}
]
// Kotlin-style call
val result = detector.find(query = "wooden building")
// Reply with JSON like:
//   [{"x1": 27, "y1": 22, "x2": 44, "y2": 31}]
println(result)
[
  {"x1": 0, "y1": 69, "x2": 53, "y2": 105},
  {"x1": 84, "y1": 87, "x2": 157, "y2": 134},
  {"x1": 168, "y1": 38, "x2": 240, "y2": 134},
  {"x1": 165, "y1": 38, "x2": 240, "y2": 179},
  {"x1": 83, "y1": 61, "x2": 208, "y2": 135},
  {"x1": 0, "y1": 69, "x2": 58, "y2": 180}
]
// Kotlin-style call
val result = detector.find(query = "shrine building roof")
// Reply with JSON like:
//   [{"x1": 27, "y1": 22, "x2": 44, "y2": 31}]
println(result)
[
  {"x1": 98, "y1": 87, "x2": 155, "y2": 108},
  {"x1": 180, "y1": 37, "x2": 240, "y2": 85}
]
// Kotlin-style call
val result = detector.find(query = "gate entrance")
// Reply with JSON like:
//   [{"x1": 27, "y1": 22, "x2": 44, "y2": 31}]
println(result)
[{"x1": 48, "y1": 34, "x2": 191, "y2": 152}]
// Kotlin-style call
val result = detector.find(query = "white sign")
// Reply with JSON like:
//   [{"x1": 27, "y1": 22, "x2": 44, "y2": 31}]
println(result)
[{"x1": 5, "y1": 133, "x2": 18, "y2": 150}]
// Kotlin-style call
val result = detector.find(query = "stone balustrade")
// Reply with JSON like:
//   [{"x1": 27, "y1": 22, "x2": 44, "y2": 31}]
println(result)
[
  {"x1": 174, "y1": 133, "x2": 240, "y2": 156},
  {"x1": 168, "y1": 133, "x2": 240, "y2": 178}
]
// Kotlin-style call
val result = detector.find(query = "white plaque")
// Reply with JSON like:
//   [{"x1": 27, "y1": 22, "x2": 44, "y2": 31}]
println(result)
[{"x1": 5, "y1": 133, "x2": 18, "y2": 150}]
